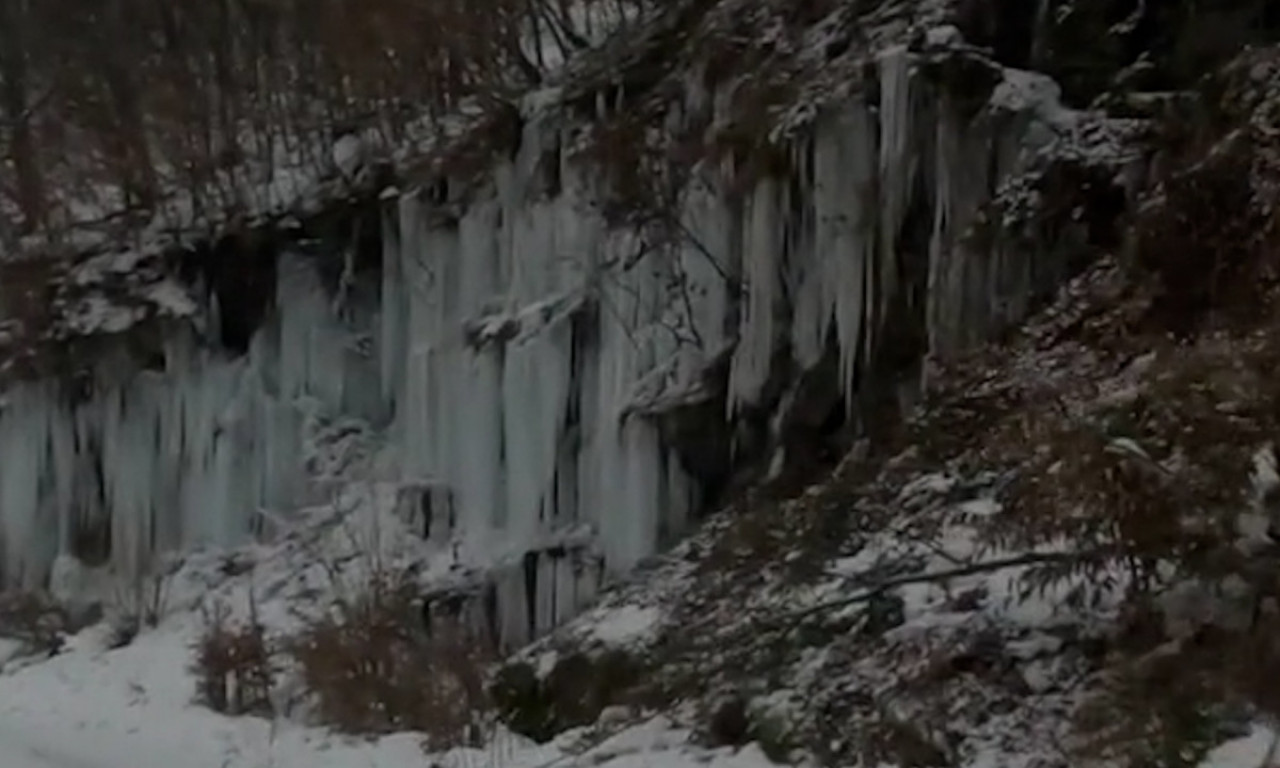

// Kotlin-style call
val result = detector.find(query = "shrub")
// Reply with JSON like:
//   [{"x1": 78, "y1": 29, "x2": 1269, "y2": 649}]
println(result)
[
  {"x1": 898, "y1": 76, "x2": 1280, "y2": 754},
  {"x1": 190, "y1": 598, "x2": 275, "y2": 716},
  {"x1": 110, "y1": 564, "x2": 175, "y2": 643},
  {"x1": 0, "y1": 589, "x2": 69, "y2": 658},
  {"x1": 287, "y1": 568, "x2": 494, "y2": 749},
  {"x1": 956, "y1": 323, "x2": 1280, "y2": 764},
  {"x1": 1133, "y1": 47, "x2": 1280, "y2": 336},
  {"x1": 1135, "y1": 133, "x2": 1279, "y2": 336}
]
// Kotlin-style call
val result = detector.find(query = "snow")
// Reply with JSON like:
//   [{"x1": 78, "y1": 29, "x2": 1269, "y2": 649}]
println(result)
[
  {"x1": 0, "y1": 599, "x2": 770, "y2": 768},
  {"x1": 1201, "y1": 728, "x2": 1280, "y2": 768},
  {"x1": 588, "y1": 605, "x2": 661, "y2": 646}
]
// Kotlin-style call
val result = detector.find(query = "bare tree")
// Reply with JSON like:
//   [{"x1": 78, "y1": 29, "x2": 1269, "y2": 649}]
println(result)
[
  {"x1": 0, "y1": 0, "x2": 46, "y2": 233},
  {"x1": 0, "y1": 0, "x2": 649, "y2": 239}
]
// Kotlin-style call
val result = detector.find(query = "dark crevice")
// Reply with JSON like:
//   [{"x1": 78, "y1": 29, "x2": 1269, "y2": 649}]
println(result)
[
  {"x1": 71, "y1": 435, "x2": 111, "y2": 568},
  {"x1": 652, "y1": 350, "x2": 734, "y2": 516},
  {"x1": 351, "y1": 200, "x2": 385, "y2": 275},
  {"x1": 484, "y1": 583, "x2": 500, "y2": 649},
  {"x1": 419, "y1": 490, "x2": 433, "y2": 540},
  {"x1": 180, "y1": 228, "x2": 279, "y2": 355},
  {"x1": 955, "y1": 0, "x2": 1041, "y2": 69},
  {"x1": 523, "y1": 551, "x2": 539, "y2": 642},
  {"x1": 548, "y1": 549, "x2": 561, "y2": 625}
]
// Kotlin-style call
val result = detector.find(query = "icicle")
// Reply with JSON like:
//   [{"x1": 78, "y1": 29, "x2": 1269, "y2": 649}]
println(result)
[
  {"x1": 379, "y1": 199, "x2": 406, "y2": 413},
  {"x1": 790, "y1": 132, "x2": 830, "y2": 370},
  {"x1": 878, "y1": 45, "x2": 914, "y2": 336},
  {"x1": 926, "y1": 91, "x2": 994, "y2": 357},
  {"x1": 727, "y1": 178, "x2": 783, "y2": 415},
  {"x1": 0, "y1": 51, "x2": 1082, "y2": 643},
  {"x1": 0, "y1": 384, "x2": 57, "y2": 587},
  {"x1": 681, "y1": 177, "x2": 735, "y2": 349},
  {"x1": 812, "y1": 100, "x2": 877, "y2": 407}
]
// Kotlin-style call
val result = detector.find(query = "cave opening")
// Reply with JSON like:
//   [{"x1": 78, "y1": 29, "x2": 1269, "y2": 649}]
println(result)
[{"x1": 180, "y1": 228, "x2": 280, "y2": 355}]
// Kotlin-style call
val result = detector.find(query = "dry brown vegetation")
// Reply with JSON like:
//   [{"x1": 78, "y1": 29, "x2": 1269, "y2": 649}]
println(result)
[
  {"x1": 287, "y1": 568, "x2": 495, "y2": 746},
  {"x1": 612, "y1": 41, "x2": 1280, "y2": 767},
  {"x1": 0, "y1": 0, "x2": 645, "y2": 246},
  {"x1": 0, "y1": 589, "x2": 71, "y2": 657},
  {"x1": 191, "y1": 597, "x2": 275, "y2": 716},
  {"x1": 880, "y1": 51, "x2": 1280, "y2": 765},
  {"x1": 189, "y1": 558, "x2": 495, "y2": 750}
]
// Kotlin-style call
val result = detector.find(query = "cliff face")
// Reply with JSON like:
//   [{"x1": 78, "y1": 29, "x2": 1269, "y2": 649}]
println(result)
[{"x1": 0, "y1": 0, "x2": 1142, "y2": 647}]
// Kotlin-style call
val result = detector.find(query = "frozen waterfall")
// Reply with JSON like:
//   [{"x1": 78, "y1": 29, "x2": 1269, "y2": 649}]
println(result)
[{"x1": 0, "y1": 54, "x2": 1121, "y2": 646}]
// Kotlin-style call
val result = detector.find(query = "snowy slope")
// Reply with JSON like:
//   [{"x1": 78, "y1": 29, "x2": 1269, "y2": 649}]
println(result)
[
  {"x1": 0, "y1": 463, "x2": 1275, "y2": 768},
  {"x1": 0, "y1": 610, "x2": 772, "y2": 768}
]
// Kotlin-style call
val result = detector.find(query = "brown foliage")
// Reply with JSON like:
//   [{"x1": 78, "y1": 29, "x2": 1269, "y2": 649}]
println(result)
[
  {"x1": 965, "y1": 326, "x2": 1280, "y2": 615},
  {"x1": 191, "y1": 599, "x2": 275, "y2": 716},
  {"x1": 1135, "y1": 48, "x2": 1280, "y2": 336},
  {"x1": 0, "y1": 0, "x2": 646, "y2": 237},
  {"x1": 286, "y1": 569, "x2": 495, "y2": 748},
  {"x1": 1135, "y1": 134, "x2": 1280, "y2": 336},
  {"x1": 902, "y1": 327, "x2": 1280, "y2": 765},
  {"x1": 895, "y1": 77, "x2": 1280, "y2": 753},
  {"x1": 0, "y1": 589, "x2": 70, "y2": 657}
]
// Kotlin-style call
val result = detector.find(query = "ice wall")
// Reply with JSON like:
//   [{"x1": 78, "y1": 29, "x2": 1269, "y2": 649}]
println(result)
[
  {"x1": 0, "y1": 47, "x2": 1132, "y2": 647},
  {"x1": 378, "y1": 52, "x2": 1128, "y2": 646},
  {"x1": 0, "y1": 250, "x2": 383, "y2": 589}
]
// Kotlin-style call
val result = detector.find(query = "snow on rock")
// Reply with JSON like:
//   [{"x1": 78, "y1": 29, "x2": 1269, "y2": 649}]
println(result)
[
  {"x1": 0, "y1": 414, "x2": 1256, "y2": 768},
  {"x1": 588, "y1": 604, "x2": 662, "y2": 647},
  {"x1": 331, "y1": 133, "x2": 368, "y2": 183}
]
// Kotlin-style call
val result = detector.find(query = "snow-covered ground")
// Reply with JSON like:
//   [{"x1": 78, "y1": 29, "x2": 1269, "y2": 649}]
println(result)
[
  {"x1": 0, "y1": 391, "x2": 1273, "y2": 768},
  {"x1": 0, "y1": 631, "x2": 773, "y2": 768},
  {"x1": 0, "y1": 501, "x2": 771, "y2": 768},
  {"x1": 0, "y1": 619, "x2": 778, "y2": 768},
  {"x1": 0, "y1": 448, "x2": 1268, "y2": 768},
  {"x1": 0, "y1": 493, "x2": 1275, "y2": 768}
]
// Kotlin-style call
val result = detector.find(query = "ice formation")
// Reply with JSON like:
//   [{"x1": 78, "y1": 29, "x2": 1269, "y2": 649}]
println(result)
[
  {"x1": 0, "y1": 249, "x2": 383, "y2": 589},
  {"x1": 0, "y1": 53, "x2": 1131, "y2": 646}
]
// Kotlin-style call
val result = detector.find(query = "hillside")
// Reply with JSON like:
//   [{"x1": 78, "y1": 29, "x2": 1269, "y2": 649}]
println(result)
[{"x1": 4, "y1": 1, "x2": 1280, "y2": 767}]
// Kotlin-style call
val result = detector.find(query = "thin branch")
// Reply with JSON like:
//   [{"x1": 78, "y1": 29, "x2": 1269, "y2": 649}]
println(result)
[{"x1": 788, "y1": 548, "x2": 1117, "y2": 625}]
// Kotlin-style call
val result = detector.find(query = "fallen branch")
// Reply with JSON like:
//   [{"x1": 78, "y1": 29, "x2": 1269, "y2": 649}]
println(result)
[{"x1": 787, "y1": 548, "x2": 1118, "y2": 625}]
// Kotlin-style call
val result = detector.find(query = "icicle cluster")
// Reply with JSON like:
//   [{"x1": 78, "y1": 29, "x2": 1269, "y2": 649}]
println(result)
[
  {"x1": 373, "y1": 52, "x2": 1122, "y2": 645},
  {"x1": 0, "y1": 252, "x2": 383, "y2": 589},
  {"x1": 0, "y1": 50, "x2": 1130, "y2": 647}
]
